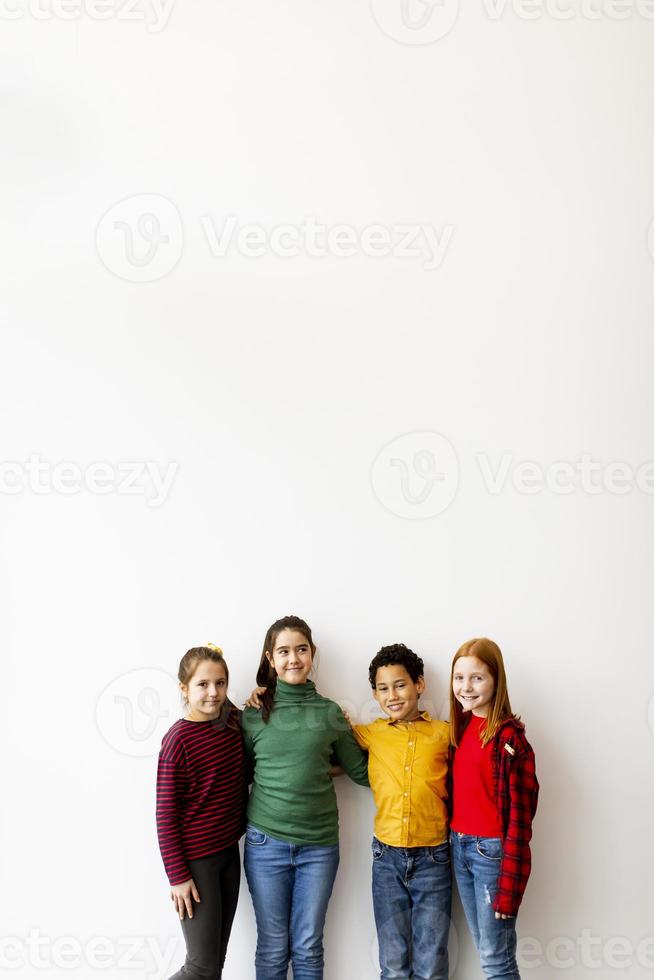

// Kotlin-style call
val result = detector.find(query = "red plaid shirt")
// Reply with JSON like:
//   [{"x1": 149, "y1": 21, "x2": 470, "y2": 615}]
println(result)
[
  {"x1": 490, "y1": 717, "x2": 539, "y2": 916},
  {"x1": 450, "y1": 715, "x2": 539, "y2": 917}
]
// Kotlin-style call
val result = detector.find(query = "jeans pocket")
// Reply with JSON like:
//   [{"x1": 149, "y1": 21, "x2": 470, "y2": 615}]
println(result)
[
  {"x1": 371, "y1": 838, "x2": 384, "y2": 861},
  {"x1": 245, "y1": 825, "x2": 267, "y2": 846},
  {"x1": 429, "y1": 841, "x2": 451, "y2": 864},
  {"x1": 475, "y1": 837, "x2": 502, "y2": 861}
]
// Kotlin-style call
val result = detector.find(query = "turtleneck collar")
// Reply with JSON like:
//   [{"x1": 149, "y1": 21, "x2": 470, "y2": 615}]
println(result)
[{"x1": 274, "y1": 678, "x2": 319, "y2": 702}]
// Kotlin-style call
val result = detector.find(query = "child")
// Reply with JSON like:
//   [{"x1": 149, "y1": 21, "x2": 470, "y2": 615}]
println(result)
[
  {"x1": 242, "y1": 615, "x2": 369, "y2": 980},
  {"x1": 449, "y1": 637, "x2": 539, "y2": 980},
  {"x1": 156, "y1": 645, "x2": 247, "y2": 980},
  {"x1": 351, "y1": 643, "x2": 451, "y2": 980}
]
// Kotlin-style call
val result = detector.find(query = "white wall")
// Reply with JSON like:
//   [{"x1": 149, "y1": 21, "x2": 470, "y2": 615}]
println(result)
[{"x1": 1, "y1": 2, "x2": 653, "y2": 978}]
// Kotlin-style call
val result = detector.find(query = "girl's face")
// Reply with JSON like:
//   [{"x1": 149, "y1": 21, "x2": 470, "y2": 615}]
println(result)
[
  {"x1": 452, "y1": 655, "x2": 495, "y2": 718},
  {"x1": 182, "y1": 659, "x2": 228, "y2": 721},
  {"x1": 267, "y1": 629, "x2": 314, "y2": 685}
]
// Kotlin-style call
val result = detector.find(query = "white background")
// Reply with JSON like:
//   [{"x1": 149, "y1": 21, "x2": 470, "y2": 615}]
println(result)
[{"x1": 1, "y1": 1, "x2": 654, "y2": 978}]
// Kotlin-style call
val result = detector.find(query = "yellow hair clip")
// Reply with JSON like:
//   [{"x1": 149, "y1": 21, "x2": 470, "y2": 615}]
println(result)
[{"x1": 207, "y1": 642, "x2": 224, "y2": 655}]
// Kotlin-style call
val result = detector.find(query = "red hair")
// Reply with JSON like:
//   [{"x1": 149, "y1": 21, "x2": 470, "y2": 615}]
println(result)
[{"x1": 449, "y1": 637, "x2": 517, "y2": 747}]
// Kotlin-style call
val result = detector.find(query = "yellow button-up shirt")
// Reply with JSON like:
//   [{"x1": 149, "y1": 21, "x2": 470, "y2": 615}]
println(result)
[{"x1": 353, "y1": 711, "x2": 449, "y2": 848}]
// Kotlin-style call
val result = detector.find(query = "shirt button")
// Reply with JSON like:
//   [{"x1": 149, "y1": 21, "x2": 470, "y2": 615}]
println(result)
[
  {"x1": 408, "y1": 742, "x2": 413, "y2": 746},
  {"x1": 404, "y1": 792, "x2": 408, "y2": 797},
  {"x1": 403, "y1": 818, "x2": 407, "y2": 822},
  {"x1": 405, "y1": 766, "x2": 409, "y2": 770}
]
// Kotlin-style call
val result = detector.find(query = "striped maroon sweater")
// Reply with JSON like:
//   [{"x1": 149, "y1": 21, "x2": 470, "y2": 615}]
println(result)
[{"x1": 156, "y1": 707, "x2": 247, "y2": 885}]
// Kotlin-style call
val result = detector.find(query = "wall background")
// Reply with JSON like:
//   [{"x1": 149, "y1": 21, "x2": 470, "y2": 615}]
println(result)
[{"x1": 1, "y1": 2, "x2": 653, "y2": 978}]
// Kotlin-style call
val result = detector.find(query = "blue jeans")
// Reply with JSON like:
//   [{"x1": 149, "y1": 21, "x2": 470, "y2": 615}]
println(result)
[
  {"x1": 450, "y1": 832, "x2": 520, "y2": 980},
  {"x1": 243, "y1": 825, "x2": 340, "y2": 980},
  {"x1": 371, "y1": 837, "x2": 452, "y2": 980}
]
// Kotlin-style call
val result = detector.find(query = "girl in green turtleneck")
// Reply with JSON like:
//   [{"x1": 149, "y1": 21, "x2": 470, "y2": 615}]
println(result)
[{"x1": 242, "y1": 614, "x2": 369, "y2": 980}]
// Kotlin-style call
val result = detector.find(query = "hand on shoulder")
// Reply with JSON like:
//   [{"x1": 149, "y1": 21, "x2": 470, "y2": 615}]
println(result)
[{"x1": 244, "y1": 686, "x2": 267, "y2": 710}]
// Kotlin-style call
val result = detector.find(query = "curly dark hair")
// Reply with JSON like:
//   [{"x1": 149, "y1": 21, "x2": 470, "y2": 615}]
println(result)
[{"x1": 368, "y1": 643, "x2": 425, "y2": 688}]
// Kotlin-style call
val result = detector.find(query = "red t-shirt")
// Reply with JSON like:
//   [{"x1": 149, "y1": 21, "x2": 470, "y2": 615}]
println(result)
[{"x1": 451, "y1": 713, "x2": 503, "y2": 838}]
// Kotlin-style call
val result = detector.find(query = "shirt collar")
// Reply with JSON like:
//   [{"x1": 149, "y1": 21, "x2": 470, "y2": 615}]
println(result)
[
  {"x1": 274, "y1": 679, "x2": 318, "y2": 702},
  {"x1": 386, "y1": 709, "x2": 432, "y2": 726}
]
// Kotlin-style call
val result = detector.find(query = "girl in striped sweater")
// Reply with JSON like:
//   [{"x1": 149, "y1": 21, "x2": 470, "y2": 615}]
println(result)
[{"x1": 156, "y1": 645, "x2": 247, "y2": 980}]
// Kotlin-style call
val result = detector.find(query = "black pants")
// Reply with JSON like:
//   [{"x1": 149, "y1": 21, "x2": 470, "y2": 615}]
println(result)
[{"x1": 169, "y1": 845, "x2": 241, "y2": 980}]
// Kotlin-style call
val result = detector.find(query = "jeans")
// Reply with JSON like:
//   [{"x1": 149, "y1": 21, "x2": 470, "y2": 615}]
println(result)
[
  {"x1": 243, "y1": 825, "x2": 340, "y2": 980},
  {"x1": 168, "y1": 845, "x2": 241, "y2": 980},
  {"x1": 450, "y1": 832, "x2": 520, "y2": 980},
  {"x1": 371, "y1": 837, "x2": 451, "y2": 980}
]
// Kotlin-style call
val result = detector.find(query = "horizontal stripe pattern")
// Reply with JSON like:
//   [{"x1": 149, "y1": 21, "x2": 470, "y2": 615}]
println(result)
[{"x1": 156, "y1": 709, "x2": 246, "y2": 885}]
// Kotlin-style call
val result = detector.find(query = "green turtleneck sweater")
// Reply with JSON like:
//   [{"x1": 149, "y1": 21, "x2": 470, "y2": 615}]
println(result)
[{"x1": 242, "y1": 679, "x2": 369, "y2": 845}]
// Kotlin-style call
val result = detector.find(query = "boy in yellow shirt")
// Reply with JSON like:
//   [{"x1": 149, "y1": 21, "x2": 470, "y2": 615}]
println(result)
[{"x1": 352, "y1": 643, "x2": 451, "y2": 980}]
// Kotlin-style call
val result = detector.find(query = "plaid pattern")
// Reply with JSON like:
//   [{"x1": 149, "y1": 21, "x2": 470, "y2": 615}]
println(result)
[{"x1": 491, "y1": 717, "x2": 539, "y2": 916}]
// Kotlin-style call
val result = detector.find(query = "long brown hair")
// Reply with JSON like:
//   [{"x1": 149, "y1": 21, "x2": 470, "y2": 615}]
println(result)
[
  {"x1": 178, "y1": 645, "x2": 240, "y2": 731},
  {"x1": 256, "y1": 615, "x2": 316, "y2": 722},
  {"x1": 449, "y1": 637, "x2": 516, "y2": 747}
]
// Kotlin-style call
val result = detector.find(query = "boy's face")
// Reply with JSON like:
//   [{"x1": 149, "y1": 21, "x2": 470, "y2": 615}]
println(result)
[{"x1": 373, "y1": 664, "x2": 425, "y2": 723}]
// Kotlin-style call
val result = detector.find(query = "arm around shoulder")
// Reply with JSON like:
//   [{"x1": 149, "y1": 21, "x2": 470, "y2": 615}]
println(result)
[{"x1": 332, "y1": 708, "x2": 369, "y2": 787}]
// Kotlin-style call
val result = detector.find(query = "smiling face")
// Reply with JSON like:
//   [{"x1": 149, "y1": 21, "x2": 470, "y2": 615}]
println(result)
[
  {"x1": 267, "y1": 628, "x2": 314, "y2": 685},
  {"x1": 452, "y1": 655, "x2": 495, "y2": 718},
  {"x1": 373, "y1": 664, "x2": 425, "y2": 723},
  {"x1": 181, "y1": 659, "x2": 228, "y2": 721}
]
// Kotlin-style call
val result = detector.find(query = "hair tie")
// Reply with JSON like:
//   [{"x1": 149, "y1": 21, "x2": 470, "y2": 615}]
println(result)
[{"x1": 207, "y1": 642, "x2": 224, "y2": 655}]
